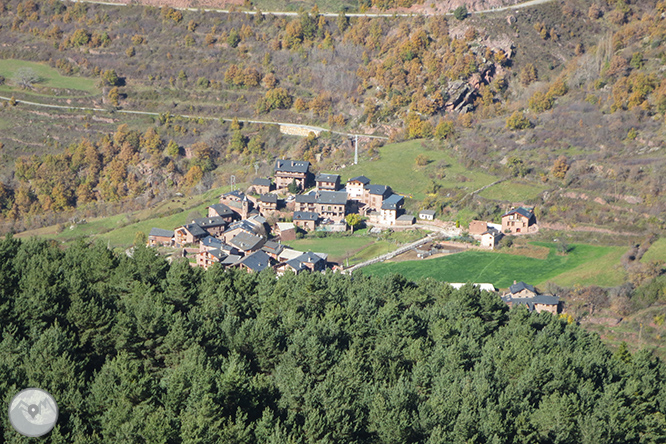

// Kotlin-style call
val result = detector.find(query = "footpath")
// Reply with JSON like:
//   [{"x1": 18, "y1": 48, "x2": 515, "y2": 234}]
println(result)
[{"x1": 344, "y1": 233, "x2": 436, "y2": 274}]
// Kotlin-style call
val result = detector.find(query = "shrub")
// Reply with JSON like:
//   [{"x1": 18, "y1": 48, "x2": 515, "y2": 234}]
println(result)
[
  {"x1": 453, "y1": 5, "x2": 467, "y2": 20},
  {"x1": 505, "y1": 111, "x2": 531, "y2": 130}
]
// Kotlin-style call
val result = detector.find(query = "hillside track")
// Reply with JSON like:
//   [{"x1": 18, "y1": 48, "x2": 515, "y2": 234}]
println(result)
[{"x1": 62, "y1": 0, "x2": 556, "y2": 17}]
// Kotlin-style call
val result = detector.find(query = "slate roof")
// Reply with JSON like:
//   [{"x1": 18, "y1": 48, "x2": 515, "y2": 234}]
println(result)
[
  {"x1": 365, "y1": 184, "x2": 391, "y2": 196},
  {"x1": 179, "y1": 223, "x2": 207, "y2": 237},
  {"x1": 149, "y1": 228, "x2": 173, "y2": 238},
  {"x1": 419, "y1": 209, "x2": 436, "y2": 216},
  {"x1": 208, "y1": 203, "x2": 235, "y2": 217},
  {"x1": 240, "y1": 250, "x2": 272, "y2": 272},
  {"x1": 194, "y1": 216, "x2": 227, "y2": 228},
  {"x1": 260, "y1": 194, "x2": 278, "y2": 204},
  {"x1": 286, "y1": 258, "x2": 308, "y2": 272},
  {"x1": 229, "y1": 232, "x2": 265, "y2": 251},
  {"x1": 262, "y1": 240, "x2": 284, "y2": 255},
  {"x1": 293, "y1": 211, "x2": 319, "y2": 221},
  {"x1": 317, "y1": 191, "x2": 348, "y2": 205},
  {"x1": 501, "y1": 294, "x2": 560, "y2": 312},
  {"x1": 502, "y1": 207, "x2": 534, "y2": 219},
  {"x1": 223, "y1": 189, "x2": 246, "y2": 200},
  {"x1": 316, "y1": 173, "x2": 340, "y2": 183},
  {"x1": 295, "y1": 194, "x2": 317, "y2": 204},
  {"x1": 294, "y1": 251, "x2": 326, "y2": 266},
  {"x1": 348, "y1": 175, "x2": 370, "y2": 185},
  {"x1": 226, "y1": 220, "x2": 258, "y2": 235},
  {"x1": 397, "y1": 214, "x2": 415, "y2": 222},
  {"x1": 252, "y1": 177, "x2": 272, "y2": 186},
  {"x1": 381, "y1": 194, "x2": 404, "y2": 210},
  {"x1": 201, "y1": 236, "x2": 223, "y2": 248},
  {"x1": 275, "y1": 159, "x2": 310, "y2": 174},
  {"x1": 509, "y1": 281, "x2": 536, "y2": 295}
]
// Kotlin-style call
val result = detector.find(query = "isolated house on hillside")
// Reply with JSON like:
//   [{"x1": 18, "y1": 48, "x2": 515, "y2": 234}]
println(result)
[
  {"x1": 316, "y1": 173, "x2": 341, "y2": 191},
  {"x1": 502, "y1": 207, "x2": 538, "y2": 234},
  {"x1": 501, "y1": 281, "x2": 560, "y2": 314},
  {"x1": 274, "y1": 159, "x2": 311, "y2": 190},
  {"x1": 419, "y1": 209, "x2": 436, "y2": 221},
  {"x1": 346, "y1": 176, "x2": 370, "y2": 199}
]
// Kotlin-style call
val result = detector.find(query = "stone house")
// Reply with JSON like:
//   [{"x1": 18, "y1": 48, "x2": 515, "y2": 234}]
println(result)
[
  {"x1": 293, "y1": 211, "x2": 318, "y2": 231},
  {"x1": 148, "y1": 228, "x2": 174, "y2": 247},
  {"x1": 502, "y1": 207, "x2": 538, "y2": 234},
  {"x1": 363, "y1": 184, "x2": 392, "y2": 211},
  {"x1": 295, "y1": 194, "x2": 317, "y2": 212},
  {"x1": 276, "y1": 222, "x2": 296, "y2": 241},
  {"x1": 345, "y1": 176, "x2": 370, "y2": 199},
  {"x1": 315, "y1": 173, "x2": 341, "y2": 191},
  {"x1": 315, "y1": 191, "x2": 347, "y2": 222},
  {"x1": 175, "y1": 223, "x2": 208, "y2": 246},
  {"x1": 480, "y1": 229, "x2": 503, "y2": 250},
  {"x1": 207, "y1": 203, "x2": 237, "y2": 222},
  {"x1": 251, "y1": 177, "x2": 272, "y2": 195},
  {"x1": 501, "y1": 281, "x2": 560, "y2": 314},
  {"x1": 380, "y1": 194, "x2": 404, "y2": 226},
  {"x1": 274, "y1": 159, "x2": 311, "y2": 190}
]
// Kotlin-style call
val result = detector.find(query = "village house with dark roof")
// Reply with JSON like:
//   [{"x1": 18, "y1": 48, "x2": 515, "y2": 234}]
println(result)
[
  {"x1": 229, "y1": 231, "x2": 266, "y2": 254},
  {"x1": 251, "y1": 177, "x2": 272, "y2": 195},
  {"x1": 258, "y1": 194, "x2": 278, "y2": 215},
  {"x1": 502, "y1": 206, "x2": 538, "y2": 234},
  {"x1": 175, "y1": 223, "x2": 208, "y2": 246},
  {"x1": 380, "y1": 194, "x2": 404, "y2": 226},
  {"x1": 148, "y1": 228, "x2": 174, "y2": 247},
  {"x1": 274, "y1": 159, "x2": 312, "y2": 190},
  {"x1": 237, "y1": 250, "x2": 272, "y2": 273},
  {"x1": 315, "y1": 173, "x2": 341, "y2": 191},
  {"x1": 293, "y1": 211, "x2": 318, "y2": 231},
  {"x1": 501, "y1": 281, "x2": 560, "y2": 314},
  {"x1": 346, "y1": 176, "x2": 370, "y2": 199},
  {"x1": 192, "y1": 216, "x2": 228, "y2": 237},
  {"x1": 316, "y1": 191, "x2": 348, "y2": 222},
  {"x1": 207, "y1": 203, "x2": 237, "y2": 222}
]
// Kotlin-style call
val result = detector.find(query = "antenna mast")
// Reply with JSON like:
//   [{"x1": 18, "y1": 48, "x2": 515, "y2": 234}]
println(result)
[
  {"x1": 230, "y1": 175, "x2": 236, "y2": 191},
  {"x1": 354, "y1": 135, "x2": 358, "y2": 165}
]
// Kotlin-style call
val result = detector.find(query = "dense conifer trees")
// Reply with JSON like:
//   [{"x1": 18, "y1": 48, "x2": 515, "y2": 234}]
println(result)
[{"x1": 0, "y1": 236, "x2": 665, "y2": 442}]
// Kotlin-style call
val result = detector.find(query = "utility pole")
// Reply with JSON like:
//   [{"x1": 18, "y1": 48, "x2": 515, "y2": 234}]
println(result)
[
  {"x1": 254, "y1": 162, "x2": 259, "y2": 175},
  {"x1": 354, "y1": 135, "x2": 358, "y2": 165},
  {"x1": 230, "y1": 175, "x2": 236, "y2": 191}
]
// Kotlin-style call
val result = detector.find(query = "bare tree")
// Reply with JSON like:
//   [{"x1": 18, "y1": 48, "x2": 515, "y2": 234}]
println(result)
[{"x1": 13, "y1": 67, "x2": 41, "y2": 89}]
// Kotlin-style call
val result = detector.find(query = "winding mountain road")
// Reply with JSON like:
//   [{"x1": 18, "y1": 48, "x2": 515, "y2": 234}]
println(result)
[
  {"x1": 0, "y1": 95, "x2": 388, "y2": 140},
  {"x1": 64, "y1": 0, "x2": 556, "y2": 17}
]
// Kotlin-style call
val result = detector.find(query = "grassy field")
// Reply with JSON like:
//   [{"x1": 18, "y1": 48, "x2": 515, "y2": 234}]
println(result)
[
  {"x1": 479, "y1": 180, "x2": 549, "y2": 202},
  {"x1": 0, "y1": 59, "x2": 98, "y2": 93},
  {"x1": 360, "y1": 242, "x2": 628, "y2": 288},
  {"x1": 333, "y1": 140, "x2": 498, "y2": 200},
  {"x1": 642, "y1": 238, "x2": 666, "y2": 263},
  {"x1": 285, "y1": 229, "x2": 428, "y2": 264},
  {"x1": 17, "y1": 185, "x2": 232, "y2": 246}
]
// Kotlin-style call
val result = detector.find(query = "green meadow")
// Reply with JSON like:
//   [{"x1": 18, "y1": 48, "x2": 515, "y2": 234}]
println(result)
[
  {"x1": 0, "y1": 59, "x2": 98, "y2": 93},
  {"x1": 333, "y1": 140, "x2": 498, "y2": 200},
  {"x1": 360, "y1": 242, "x2": 627, "y2": 288}
]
